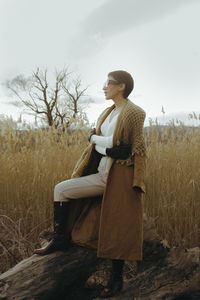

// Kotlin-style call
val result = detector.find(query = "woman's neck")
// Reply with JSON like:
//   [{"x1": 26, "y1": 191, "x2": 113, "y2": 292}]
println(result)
[{"x1": 113, "y1": 97, "x2": 127, "y2": 109}]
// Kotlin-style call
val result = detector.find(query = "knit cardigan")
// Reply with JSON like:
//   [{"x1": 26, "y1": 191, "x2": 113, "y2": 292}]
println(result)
[{"x1": 71, "y1": 98, "x2": 146, "y2": 193}]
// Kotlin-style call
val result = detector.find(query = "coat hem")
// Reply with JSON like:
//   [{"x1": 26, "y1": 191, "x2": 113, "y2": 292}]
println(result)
[{"x1": 97, "y1": 251, "x2": 143, "y2": 261}]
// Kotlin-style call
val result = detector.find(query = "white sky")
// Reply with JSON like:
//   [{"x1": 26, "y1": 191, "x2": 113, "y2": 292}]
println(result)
[{"x1": 0, "y1": 0, "x2": 200, "y2": 125}]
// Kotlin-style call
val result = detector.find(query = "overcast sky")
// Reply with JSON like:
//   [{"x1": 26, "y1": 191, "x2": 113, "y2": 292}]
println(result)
[{"x1": 0, "y1": 0, "x2": 200, "y2": 125}]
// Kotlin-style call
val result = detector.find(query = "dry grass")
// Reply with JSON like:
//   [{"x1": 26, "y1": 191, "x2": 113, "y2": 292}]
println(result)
[
  {"x1": 144, "y1": 124, "x2": 200, "y2": 248},
  {"x1": 0, "y1": 121, "x2": 200, "y2": 273},
  {"x1": 0, "y1": 124, "x2": 88, "y2": 273}
]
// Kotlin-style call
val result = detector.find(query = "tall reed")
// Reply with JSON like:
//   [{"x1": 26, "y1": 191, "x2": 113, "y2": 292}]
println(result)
[
  {"x1": 0, "y1": 122, "x2": 200, "y2": 272},
  {"x1": 144, "y1": 124, "x2": 200, "y2": 248},
  {"x1": 0, "y1": 125, "x2": 88, "y2": 272}
]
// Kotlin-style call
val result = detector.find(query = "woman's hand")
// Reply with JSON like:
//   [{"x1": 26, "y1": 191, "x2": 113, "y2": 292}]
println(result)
[
  {"x1": 106, "y1": 144, "x2": 131, "y2": 159},
  {"x1": 88, "y1": 128, "x2": 96, "y2": 142}
]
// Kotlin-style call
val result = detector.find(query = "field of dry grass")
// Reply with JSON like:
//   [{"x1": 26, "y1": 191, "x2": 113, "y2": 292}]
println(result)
[
  {"x1": 144, "y1": 125, "x2": 200, "y2": 248},
  {"x1": 0, "y1": 122, "x2": 200, "y2": 273}
]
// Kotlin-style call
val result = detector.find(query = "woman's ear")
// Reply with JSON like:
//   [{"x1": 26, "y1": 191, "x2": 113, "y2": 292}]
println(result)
[{"x1": 119, "y1": 83, "x2": 125, "y2": 92}]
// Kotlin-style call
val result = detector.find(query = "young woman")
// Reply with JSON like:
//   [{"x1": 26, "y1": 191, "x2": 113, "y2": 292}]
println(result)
[{"x1": 34, "y1": 70, "x2": 146, "y2": 298}]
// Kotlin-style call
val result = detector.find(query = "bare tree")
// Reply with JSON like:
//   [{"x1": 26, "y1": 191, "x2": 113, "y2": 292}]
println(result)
[
  {"x1": 62, "y1": 76, "x2": 89, "y2": 118},
  {"x1": 5, "y1": 67, "x2": 89, "y2": 127}
]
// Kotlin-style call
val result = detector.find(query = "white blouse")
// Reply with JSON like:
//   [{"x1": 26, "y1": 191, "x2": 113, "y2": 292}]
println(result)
[{"x1": 90, "y1": 106, "x2": 123, "y2": 178}]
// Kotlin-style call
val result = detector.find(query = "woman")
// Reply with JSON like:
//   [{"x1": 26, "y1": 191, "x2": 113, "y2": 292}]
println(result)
[{"x1": 34, "y1": 70, "x2": 146, "y2": 298}]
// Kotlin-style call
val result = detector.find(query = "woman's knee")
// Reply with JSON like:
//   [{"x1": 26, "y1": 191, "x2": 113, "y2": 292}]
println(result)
[{"x1": 54, "y1": 180, "x2": 71, "y2": 202}]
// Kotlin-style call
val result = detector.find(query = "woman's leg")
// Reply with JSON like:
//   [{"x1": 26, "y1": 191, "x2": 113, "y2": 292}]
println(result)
[
  {"x1": 112, "y1": 259, "x2": 124, "y2": 281},
  {"x1": 54, "y1": 172, "x2": 106, "y2": 203},
  {"x1": 34, "y1": 173, "x2": 106, "y2": 255},
  {"x1": 33, "y1": 201, "x2": 71, "y2": 255},
  {"x1": 99, "y1": 259, "x2": 124, "y2": 298}
]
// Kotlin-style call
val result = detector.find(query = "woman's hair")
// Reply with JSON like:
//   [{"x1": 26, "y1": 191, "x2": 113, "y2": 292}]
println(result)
[{"x1": 108, "y1": 70, "x2": 134, "y2": 98}]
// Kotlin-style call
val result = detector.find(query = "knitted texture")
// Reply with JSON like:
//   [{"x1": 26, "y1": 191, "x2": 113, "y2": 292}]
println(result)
[
  {"x1": 96, "y1": 99, "x2": 146, "y2": 160},
  {"x1": 118, "y1": 100, "x2": 146, "y2": 157}
]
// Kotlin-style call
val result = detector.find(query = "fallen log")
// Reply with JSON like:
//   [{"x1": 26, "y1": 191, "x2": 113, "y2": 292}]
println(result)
[
  {"x1": 102, "y1": 242, "x2": 200, "y2": 300},
  {"x1": 0, "y1": 244, "x2": 101, "y2": 300},
  {"x1": 134, "y1": 244, "x2": 200, "y2": 300},
  {"x1": 0, "y1": 216, "x2": 199, "y2": 300}
]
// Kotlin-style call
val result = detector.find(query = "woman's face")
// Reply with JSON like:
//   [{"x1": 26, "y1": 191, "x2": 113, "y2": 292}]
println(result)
[{"x1": 102, "y1": 75, "x2": 125, "y2": 100}]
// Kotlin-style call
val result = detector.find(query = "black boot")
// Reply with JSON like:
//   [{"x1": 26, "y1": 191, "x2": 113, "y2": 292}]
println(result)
[
  {"x1": 99, "y1": 259, "x2": 124, "y2": 298},
  {"x1": 34, "y1": 201, "x2": 71, "y2": 255}
]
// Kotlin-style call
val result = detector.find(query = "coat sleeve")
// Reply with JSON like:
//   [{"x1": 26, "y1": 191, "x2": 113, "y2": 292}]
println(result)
[
  {"x1": 130, "y1": 109, "x2": 146, "y2": 193},
  {"x1": 133, "y1": 153, "x2": 146, "y2": 193}
]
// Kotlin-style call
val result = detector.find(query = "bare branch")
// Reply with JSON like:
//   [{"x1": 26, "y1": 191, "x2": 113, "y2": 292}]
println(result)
[
  {"x1": 62, "y1": 76, "x2": 89, "y2": 118},
  {"x1": 6, "y1": 81, "x2": 25, "y2": 103},
  {"x1": 4, "y1": 67, "x2": 88, "y2": 127}
]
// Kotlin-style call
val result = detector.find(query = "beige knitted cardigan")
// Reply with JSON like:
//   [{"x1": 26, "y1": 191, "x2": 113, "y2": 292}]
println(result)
[{"x1": 72, "y1": 99, "x2": 146, "y2": 192}]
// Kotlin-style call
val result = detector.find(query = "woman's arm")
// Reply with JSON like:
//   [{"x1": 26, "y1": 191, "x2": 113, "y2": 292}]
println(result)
[
  {"x1": 106, "y1": 144, "x2": 131, "y2": 159},
  {"x1": 95, "y1": 143, "x2": 132, "y2": 159},
  {"x1": 90, "y1": 134, "x2": 113, "y2": 148},
  {"x1": 95, "y1": 144, "x2": 106, "y2": 155}
]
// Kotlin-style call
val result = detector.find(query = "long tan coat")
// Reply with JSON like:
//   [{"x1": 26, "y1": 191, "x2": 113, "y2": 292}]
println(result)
[{"x1": 67, "y1": 99, "x2": 146, "y2": 261}]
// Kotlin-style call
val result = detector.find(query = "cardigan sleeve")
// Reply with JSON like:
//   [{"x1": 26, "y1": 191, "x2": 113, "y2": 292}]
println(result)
[
  {"x1": 115, "y1": 107, "x2": 146, "y2": 193},
  {"x1": 125, "y1": 108, "x2": 146, "y2": 193},
  {"x1": 132, "y1": 111, "x2": 146, "y2": 193},
  {"x1": 133, "y1": 153, "x2": 146, "y2": 193}
]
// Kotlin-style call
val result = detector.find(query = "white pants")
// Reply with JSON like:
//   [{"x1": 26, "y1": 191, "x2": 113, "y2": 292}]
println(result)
[{"x1": 54, "y1": 172, "x2": 107, "y2": 202}]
